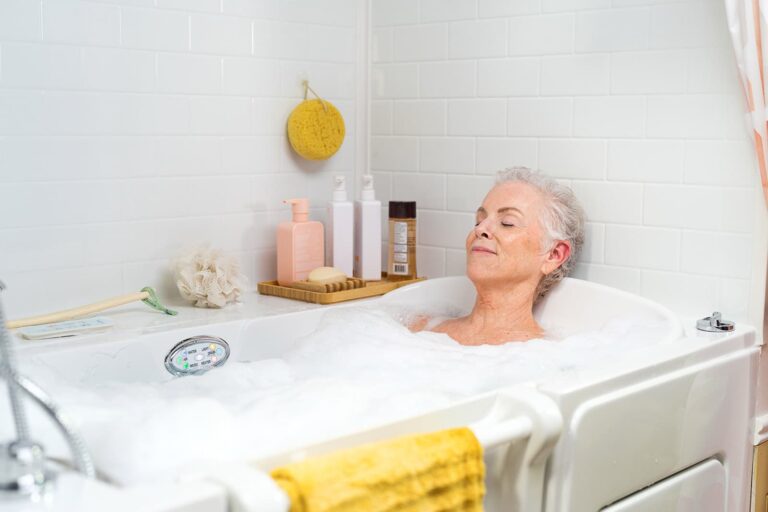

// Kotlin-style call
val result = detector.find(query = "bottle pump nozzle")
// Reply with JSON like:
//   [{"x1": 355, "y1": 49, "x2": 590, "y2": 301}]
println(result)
[
  {"x1": 361, "y1": 175, "x2": 376, "y2": 201},
  {"x1": 332, "y1": 175, "x2": 348, "y2": 202},
  {"x1": 283, "y1": 198, "x2": 309, "y2": 222}
]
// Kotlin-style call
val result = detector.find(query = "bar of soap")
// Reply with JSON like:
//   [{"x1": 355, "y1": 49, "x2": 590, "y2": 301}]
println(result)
[{"x1": 307, "y1": 267, "x2": 347, "y2": 285}]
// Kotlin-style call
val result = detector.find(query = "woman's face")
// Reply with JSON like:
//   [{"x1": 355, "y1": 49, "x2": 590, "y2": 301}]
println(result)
[{"x1": 465, "y1": 181, "x2": 550, "y2": 288}]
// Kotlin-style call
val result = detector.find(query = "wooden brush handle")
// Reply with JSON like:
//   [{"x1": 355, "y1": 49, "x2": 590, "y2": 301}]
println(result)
[{"x1": 7, "y1": 291, "x2": 149, "y2": 330}]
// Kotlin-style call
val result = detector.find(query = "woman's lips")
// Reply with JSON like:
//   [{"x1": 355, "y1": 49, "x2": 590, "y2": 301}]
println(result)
[{"x1": 471, "y1": 246, "x2": 496, "y2": 255}]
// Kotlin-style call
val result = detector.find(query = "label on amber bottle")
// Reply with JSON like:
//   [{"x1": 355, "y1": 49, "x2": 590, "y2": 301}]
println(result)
[{"x1": 392, "y1": 221, "x2": 409, "y2": 274}]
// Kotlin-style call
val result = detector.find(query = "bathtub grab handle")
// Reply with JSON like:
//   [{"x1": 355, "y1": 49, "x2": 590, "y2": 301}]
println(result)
[{"x1": 471, "y1": 417, "x2": 533, "y2": 451}]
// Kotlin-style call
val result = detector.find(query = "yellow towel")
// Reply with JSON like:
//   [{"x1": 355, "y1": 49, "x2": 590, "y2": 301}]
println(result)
[{"x1": 270, "y1": 427, "x2": 485, "y2": 512}]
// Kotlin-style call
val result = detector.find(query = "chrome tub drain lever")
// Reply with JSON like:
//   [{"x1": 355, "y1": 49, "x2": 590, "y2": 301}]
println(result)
[{"x1": 696, "y1": 312, "x2": 735, "y2": 332}]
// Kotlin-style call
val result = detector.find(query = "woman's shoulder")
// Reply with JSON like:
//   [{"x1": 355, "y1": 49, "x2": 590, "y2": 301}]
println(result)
[
  {"x1": 407, "y1": 315, "x2": 459, "y2": 333},
  {"x1": 407, "y1": 315, "x2": 431, "y2": 333}
]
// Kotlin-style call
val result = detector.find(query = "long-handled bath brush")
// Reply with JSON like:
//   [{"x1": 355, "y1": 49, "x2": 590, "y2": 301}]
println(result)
[{"x1": 6, "y1": 287, "x2": 177, "y2": 330}]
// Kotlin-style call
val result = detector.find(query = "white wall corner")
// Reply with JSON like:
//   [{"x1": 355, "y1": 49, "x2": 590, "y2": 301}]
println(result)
[
  {"x1": 749, "y1": 188, "x2": 768, "y2": 344},
  {"x1": 355, "y1": 0, "x2": 372, "y2": 198}
]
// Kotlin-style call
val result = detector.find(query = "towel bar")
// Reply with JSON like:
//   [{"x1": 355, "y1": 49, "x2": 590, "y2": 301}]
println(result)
[{"x1": 471, "y1": 417, "x2": 533, "y2": 450}]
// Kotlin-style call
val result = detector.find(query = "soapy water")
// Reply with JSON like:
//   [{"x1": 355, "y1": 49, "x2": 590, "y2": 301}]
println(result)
[{"x1": 1, "y1": 306, "x2": 671, "y2": 486}]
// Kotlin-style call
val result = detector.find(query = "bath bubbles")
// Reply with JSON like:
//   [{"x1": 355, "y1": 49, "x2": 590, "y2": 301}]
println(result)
[{"x1": 5, "y1": 305, "x2": 671, "y2": 486}]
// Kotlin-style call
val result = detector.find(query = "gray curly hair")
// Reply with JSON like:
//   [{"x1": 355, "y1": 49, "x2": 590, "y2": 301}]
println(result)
[{"x1": 495, "y1": 167, "x2": 586, "y2": 303}]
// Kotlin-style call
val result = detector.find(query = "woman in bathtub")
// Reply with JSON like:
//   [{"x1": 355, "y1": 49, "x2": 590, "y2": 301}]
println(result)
[{"x1": 412, "y1": 167, "x2": 585, "y2": 345}]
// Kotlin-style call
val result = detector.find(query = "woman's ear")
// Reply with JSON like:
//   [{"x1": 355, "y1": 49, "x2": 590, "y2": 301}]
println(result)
[{"x1": 541, "y1": 240, "x2": 571, "y2": 275}]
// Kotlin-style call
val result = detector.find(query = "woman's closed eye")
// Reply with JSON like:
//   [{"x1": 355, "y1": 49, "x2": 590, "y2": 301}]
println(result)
[{"x1": 475, "y1": 218, "x2": 515, "y2": 227}]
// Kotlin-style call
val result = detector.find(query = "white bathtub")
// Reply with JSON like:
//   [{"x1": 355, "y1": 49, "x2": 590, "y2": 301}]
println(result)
[{"x1": 1, "y1": 276, "x2": 758, "y2": 511}]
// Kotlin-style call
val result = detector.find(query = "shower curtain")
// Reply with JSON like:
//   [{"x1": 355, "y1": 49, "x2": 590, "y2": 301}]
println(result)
[{"x1": 726, "y1": 0, "x2": 768, "y2": 206}]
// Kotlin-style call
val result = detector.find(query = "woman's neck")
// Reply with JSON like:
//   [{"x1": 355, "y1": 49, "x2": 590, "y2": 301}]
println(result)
[{"x1": 462, "y1": 282, "x2": 543, "y2": 343}]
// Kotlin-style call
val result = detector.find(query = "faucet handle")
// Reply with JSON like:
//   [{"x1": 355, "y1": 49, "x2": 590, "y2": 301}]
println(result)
[{"x1": 0, "y1": 440, "x2": 55, "y2": 497}]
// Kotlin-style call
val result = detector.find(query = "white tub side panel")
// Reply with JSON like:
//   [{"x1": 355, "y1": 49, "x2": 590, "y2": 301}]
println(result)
[{"x1": 543, "y1": 347, "x2": 758, "y2": 511}]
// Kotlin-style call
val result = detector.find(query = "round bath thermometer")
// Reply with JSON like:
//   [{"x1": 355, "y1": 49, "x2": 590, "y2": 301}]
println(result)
[{"x1": 164, "y1": 335, "x2": 230, "y2": 377}]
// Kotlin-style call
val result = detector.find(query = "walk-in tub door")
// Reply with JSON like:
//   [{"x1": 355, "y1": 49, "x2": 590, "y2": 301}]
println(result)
[
  {"x1": 542, "y1": 344, "x2": 758, "y2": 511},
  {"x1": 600, "y1": 459, "x2": 725, "y2": 511}
]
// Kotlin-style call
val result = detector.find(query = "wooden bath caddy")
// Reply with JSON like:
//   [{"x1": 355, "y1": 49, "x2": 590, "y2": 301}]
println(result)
[{"x1": 257, "y1": 274, "x2": 425, "y2": 305}]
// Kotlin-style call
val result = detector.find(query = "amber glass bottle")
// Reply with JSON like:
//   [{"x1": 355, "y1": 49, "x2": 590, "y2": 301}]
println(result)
[{"x1": 387, "y1": 201, "x2": 417, "y2": 280}]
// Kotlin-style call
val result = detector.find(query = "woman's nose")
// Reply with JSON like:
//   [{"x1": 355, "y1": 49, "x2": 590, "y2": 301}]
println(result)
[{"x1": 475, "y1": 220, "x2": 492, "y2": 239}]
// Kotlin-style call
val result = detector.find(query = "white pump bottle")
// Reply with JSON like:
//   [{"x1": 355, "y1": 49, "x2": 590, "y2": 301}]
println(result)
[
  {"x1": 354, "y1": 175, "x2": 382, "y2": 281},
  {"x1": 326, "y1": 175, "x2": 354, "y2": 277}
]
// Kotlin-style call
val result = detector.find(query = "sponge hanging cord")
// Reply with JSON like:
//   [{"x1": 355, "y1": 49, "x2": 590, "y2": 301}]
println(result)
[{"x1": 302, "y1": 80, "x2": 329, "y2": 112}]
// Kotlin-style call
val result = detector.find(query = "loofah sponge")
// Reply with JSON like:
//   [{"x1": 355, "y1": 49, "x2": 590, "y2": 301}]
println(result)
[
  {"x1": 287, "y1": 99, "x2": 345, "y2": 160},
  {"x1": 174, "y1": 247, "x2": 246, "y2": 308}
]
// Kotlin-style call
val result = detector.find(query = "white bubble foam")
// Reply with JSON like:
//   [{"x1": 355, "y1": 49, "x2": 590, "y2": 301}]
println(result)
[{"x1": 3, "y1": 306, "x2": 670, "y2": 485}]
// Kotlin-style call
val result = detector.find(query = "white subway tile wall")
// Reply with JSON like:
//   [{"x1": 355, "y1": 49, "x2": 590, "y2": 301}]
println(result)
[
  {"x1": 371, "y1": 0, "x2": 761, "y2": 323},
  {"x1": 0, "y1": 0, "x2": 761, "y2": 326},
  {"x1": 0, "y1": 0, "x2": 360, "y2": 318}
]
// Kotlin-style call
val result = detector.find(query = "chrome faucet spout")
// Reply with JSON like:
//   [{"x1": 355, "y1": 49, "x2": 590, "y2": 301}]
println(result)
[
  {"x1": 0, "y1": 280, "x2": 54, "y2": 497},
  {"x1": 0, "y1": 281, "x2": 30, "y2": 443},
  {"x1": 14, "y1": 374, "x2": 95, "y2": 479},
  {"x1": 0, "y1": 282, "x2": 94, "y2": 499}
]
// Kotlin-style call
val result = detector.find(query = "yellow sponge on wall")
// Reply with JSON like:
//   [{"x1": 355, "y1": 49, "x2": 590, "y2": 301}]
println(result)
[{"x1": 287, "y1": 99, "x2": 345, "y2": 160}]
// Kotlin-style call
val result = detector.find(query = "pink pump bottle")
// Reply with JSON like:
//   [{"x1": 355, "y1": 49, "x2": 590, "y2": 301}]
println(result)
[{"x1": 277, "y1": 198, "x2": 325, "y2": 286}]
